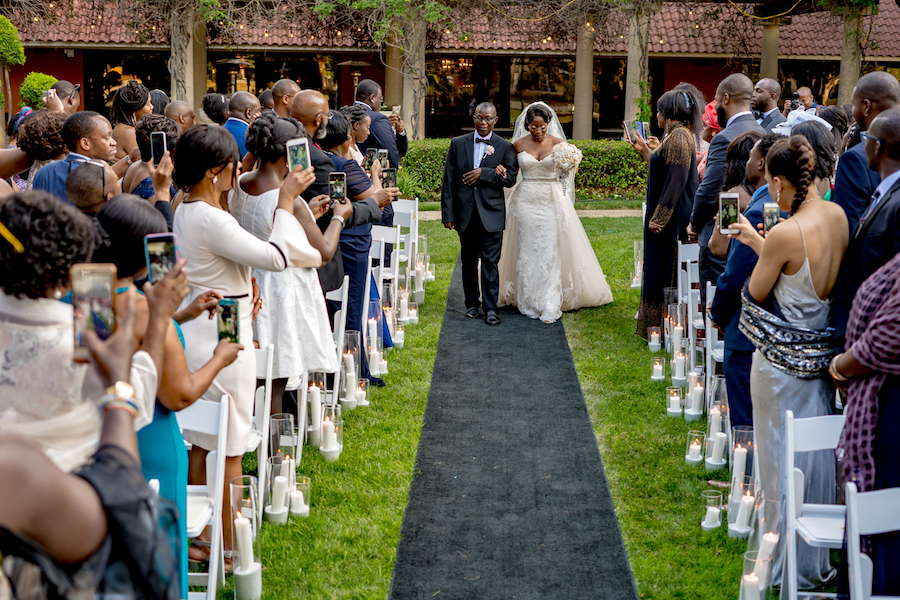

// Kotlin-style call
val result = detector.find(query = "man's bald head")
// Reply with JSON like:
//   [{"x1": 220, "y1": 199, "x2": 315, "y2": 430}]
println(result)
[
  {"x1": 164, "y1": 100, "x2": 195, "y2": 134},
  {"x1": 65, "y1": 162, "x2": 119, "y2": 213},
  {"x1": 867, "y1": 108, "x2": 900, "y2": 162},
  {"x1": 753, "y1": 78, "x2": 782, "y2": 112},
  {"x1": 852, "y1": 71, "x2": 900, "y2": 131},
  {"x1": 290, "y1": 90, "x2": 330, "y2": 138},
  {"x1": 717, "y1": 74, "x2": 754, "y2": 105},
  {"x1": 228, "y1": 91, "x2": 262, "y2": 123},
  {"x1": 272, "y1": 79, "x2": 301, "y2": 118}
]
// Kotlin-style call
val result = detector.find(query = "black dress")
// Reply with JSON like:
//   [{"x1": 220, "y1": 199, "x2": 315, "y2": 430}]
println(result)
[{"x1": 636, "y1": 125, "x2": 698, "y2": 340}]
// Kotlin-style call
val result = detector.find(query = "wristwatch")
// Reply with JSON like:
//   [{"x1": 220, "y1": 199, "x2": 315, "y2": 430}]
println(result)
[
  {"x1": 99, "y1": 381, "x2": 138, "y2": 416},
  {"x1": 106, "y1": 381, "x2": 136, "y2": 400}
]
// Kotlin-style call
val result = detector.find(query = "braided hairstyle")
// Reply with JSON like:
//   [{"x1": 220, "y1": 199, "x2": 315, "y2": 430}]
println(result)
[
  {"x1": 245, "y1": 112, "x2": 305, "y2": 164},
  {"x1": 110, "y1": 80, "x2": 150, "y2": 127},
  {"x1": 340, "y1": 103, "x2": 369, "y2": 126},
  {"x1": 766, "y1": 134, "x2": 818, "y2": 215}
]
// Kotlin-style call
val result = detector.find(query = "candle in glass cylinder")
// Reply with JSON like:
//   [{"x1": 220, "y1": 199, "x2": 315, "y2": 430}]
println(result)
[
  {"x1": 691, "y1": 385, "x2": 703, "y2": 412},
  {"x1": 408, "y1": 306, "x2": 419, "y2": 324},
  {"x1": 290, "y1": 489, "x2": 310, "y2": 517},
  {"x1": 710, "y1": 431, "x2": 727, "y2": 463},
  {"x1": 709, "y1": 407, "x2": 721, "y2": 435},
  {"x1": 343, "y1": 353, "x2": 356, "y2": 398},
  {"x1": 369, "y1": 350, "x2": 381, "y2": 375},
  {"x1": 732, "y1": 446, "x2": 748, "y2": 492},
  {"x1": 688, "y1": 441, "x2": 701, "y2": 461},
  {"x1": 379, "y1": 357, "x2": 388, "y2": 374},
  {"x1": 279, "y1": 456, "x2": 293, "y2": 491},
  {"x1": 650, "y1": 331, "x2": 660, "y2": 345},
  {"x1": 652, "y1": 363, "x2": 664, "y2": 379},
  {"x1": 673, "y1": 353, "x2": 686, "y2": 379},
  {"x1": 271, "y1": 476, "x2": 288, "y2": 512},
  {"x1": 755, "y1": 531, "x2": 779, "y2": 584},
  {"x1": 701, "y1": 506, "x2": 721, "y2": 529},
  {"x1": 310, "y1": 385, "x2": 322, "y2": 429},
  {"x1": 673, "y1": 325, "x2": 683, "y2": 350},
  {"x1": 741, "y1": 574, "x2": 761, "y2": 600},
  {"x1": 399, "y1": 294, "x2": 409, "y2": 321},
  {"x1": 367, "y1": 318, "x2": 378, "y2": 348},
  {"x1": 734, "y1": 492, "x2": 754, "y2": 531},
  {"x1": 415, "y1": 264, "x2": 425, "y2": 292},
  {"x1": 322, "y1": 419, "x2": 337, "y2": 452},
  {"x1": 234, "y1": 511, "x2": 254, "y2": 571}
]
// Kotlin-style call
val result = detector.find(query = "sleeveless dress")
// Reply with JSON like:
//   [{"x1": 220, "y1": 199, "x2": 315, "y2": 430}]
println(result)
[
  {"x1": 497, "y1": 150, "x2": 613, "y2": 323},
  {"x1": 750, "y1": 221, "x2": 835, "y2": 589}
]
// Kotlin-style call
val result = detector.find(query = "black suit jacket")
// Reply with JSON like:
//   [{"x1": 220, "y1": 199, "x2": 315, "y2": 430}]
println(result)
[
  {"x1": 832, "y1": 141, "x2": 881, "y2": 235},
  {"x1": 832, "y1": 175, "x2": 900, "y2": 351},
  {"x1": 305, "y1": 135, "x2": 383, "y2": 292},
  {"x1": 440, "y1": 132, "x2": 518, "y2": 233},
  {"x1": 759, "y1": 110, "x2": 786, "y2": 133},
  {"x1": 691, "y1": 114, "x2": 765, "y2": 246},
  {"x1": 356, "y1": 103, "x2": 408, "y2": 169}
]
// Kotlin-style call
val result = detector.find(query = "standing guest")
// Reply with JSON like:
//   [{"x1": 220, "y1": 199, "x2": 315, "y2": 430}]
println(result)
[
  {"x1": 832, "y1": 71, "x2": 900, "y2": 234},
  {"x1": 709, "y1": 133, "x2": 785, "y2": 428},
  {"x1": 833, "y1": 109, "x2": 900, "y2": 352},
  {"x1": 230, "y1": 113, "x2": 348, "y2": 410},
  {"x1": 65, "y1": 159, "x2": 120, "y2": 217},
  {"x1": 708, "y1": 130, "x2": 763, "y2": 257},
  {"x1": 110, "y1": 80, "x2": 153, "y2": 160},
  {"x1": 752, "y1": 78, "x2": 787, "y2": 132},
  {"x1": 833, "y1": 251, "x2": 900, "y2": 596},
  {"x1": 817, "y1": 105, "x2": 850, "y2": 152},
  {"x1": 730, "y1": 135, "x2": 849, "y2": 589},
  {"x1": 272, "y1": 79, "x2": 300, "y2": 119},
  {"x1": 15, "y1": 109, "x2": 67, "y2": 188},
  {"x1": 123, "y1": 113, "x2": 181, "y2": 228},
  {"x1": 340, "y1": 103, "x2": 372, "y2": 166},
  {"x1": 5, "y1": 106, "x2": 32, "y2": 192},
  {"x1": 353, "y1": 79, "x2": 407, "y2": 169},
  {"x1": 629, "y1": 89, "x2": 700, "y2": 339},
  {"x1": 49, "y1": 80, "x2": 81, "y2": 115},
  {"x1": 783, "y1": 86, "x2": 818, "y2": 117},
  {"x1": 150, "y1": 89, "x2": 170, "y2": 116},
  {"x1": 164, "y1": 100, "x2": 195, "y2": 135},
  {"x1": 689, "y1": 74, "x2": 764, "y2": 298},
  {"x1": 201, "y1": 93, "x2": 229, "y2": 125},
  {"x1": 222, "y1": 91, "x2": 262, "y2": 158},
  {"x1": 792, "y1": 121, "x2": 838, "y2": 199},
  {"x1": 290, "y1": 90, "x2": 390, "y2": 293},
  {"x1": 698, "y1": 100, "x2": 721, "y2": 180},
  {"x1": 258, "y1": 89, "x2": 274, "y2": 112},
  {"x1": 171, "y1": 125, "x2": 322, "y2": 567}
]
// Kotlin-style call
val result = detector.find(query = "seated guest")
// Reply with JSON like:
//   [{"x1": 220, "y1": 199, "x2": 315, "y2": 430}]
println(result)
[
  {"x1": 110, "y1": 80, "x2": 153, "y2": 160},
  {"x1": 222, "y1": 91, "x2": 261, "y2": 158},
  {"x1": 202, "y1": 93, "x2": 229, "y2": 125},
  {"x1": 230, "y1": 112, "x2": 349, "y2": 412},
  {"x1": 730, "y1": 135, "x2": 849, "y2": 589},
  {"x1": 164, "y1": 100, "x2": 195, "y2": 135},
  {"x1": 709, "y1": 133, "x2": 785, "y2": 428},
  {"x1": 65, "y1": 159, "x2": 120, "y2": 217},
  {"x1": 833, "y1": 251, "x2": 900, "y2": 596},
  {"x1": 792, "y1": 121, "x2": 837, "y2": 199},
  {"x1": 15, "y1": 109, "x2": 68, "y2": 188}
]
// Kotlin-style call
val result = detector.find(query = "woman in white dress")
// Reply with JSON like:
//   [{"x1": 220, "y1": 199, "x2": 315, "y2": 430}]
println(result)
[
  {"x1": 230, "y1": 113, "x2": 351, "y2": 412},
  {"x1": 498, "y1": 102, "x2": 613, "y2": 322},
  {"x1": 171, "y1": 124, "x2": 323, "y2": 563}
]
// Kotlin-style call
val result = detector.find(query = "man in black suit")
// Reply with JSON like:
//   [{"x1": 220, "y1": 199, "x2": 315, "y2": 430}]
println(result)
[
  {"x1": 354, "y1": 79, "x2": 408, "y2": 169},
  {"x1": 832, "y1": 71, "x2": 900, "y2": 235},
  {"x1": 832, "y1": 109, "x2": 900, "y2": 351},
  {"x1": 689, "y1": 74, "x2": 765, "y2": 296},
  {"x1": 441, "y1": 102, "x2": 518, "y2": 325},
  {"x1": 290, "y1": 90, "x2": 395, "y2": 293},
  {"x1": 752, "y1": 78, "x2": 786, "y2": 133}
]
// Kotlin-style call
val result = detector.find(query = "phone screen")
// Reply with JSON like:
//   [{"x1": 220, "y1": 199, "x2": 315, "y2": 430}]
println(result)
[
  {"x1": 391, "y1": 105, "x2": 401, "y2": 116},
  {"x1": 217, "y1": 300, "x2": 240, "y2": 343},
  {"x1": 377, "y1": 149, "x2": 388, "y2": 169},
  {"x1": 71, "y1": 264, "x2": 117, "y2": 361},
  {"x1": 382, "y1": 168, "x2": 397, "y2": 190},
  {"x1": 41, "y1": 90, "x2": 50, "y2": 104},
  {"x1": 719, "y1": 193, "x2": 740, "y2": 234},
  {"x1": 763, "y1": 202, "x2": 780, "y2": 234},
  {"x1": 144, "y1": 233, "x2": 179, "y2": 283},
  {"x1": 329, "y1": 172, "x2": 347, "y2": 204},
  {"x1": 642, "y1": 122, "x2": 651, "y2": 138},
  {"x1": 150, "y1": 131, "x2": 167, "y2": 165},
  {"x1": 364, "y1": 148, "x2": 377, "y2": 170},
  {"x1": 622, "y1": 121, "x2": 635, "y2": 143},
  {"x1": 286, "y1": 137, "x2": 311, "y2": 172}
]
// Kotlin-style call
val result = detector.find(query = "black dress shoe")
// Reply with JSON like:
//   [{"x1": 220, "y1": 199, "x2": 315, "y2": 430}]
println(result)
[
  {"x1": 485, "y1": 310, "x2": 500, "y2": 325},
  {"x1": 466, "y1": 307, "x2": 480, "y2": 319}
]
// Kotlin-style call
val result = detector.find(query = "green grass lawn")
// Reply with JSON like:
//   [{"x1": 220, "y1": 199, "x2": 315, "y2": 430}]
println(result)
[{"x1": 227, "y1": 218, "x2": 745, "y2": 599}]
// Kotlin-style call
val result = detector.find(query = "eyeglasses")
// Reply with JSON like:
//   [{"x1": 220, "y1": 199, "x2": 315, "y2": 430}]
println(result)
[
  {"x1": 68, "y1": 158, "x2": 108, "y2": 197},
  {"x1": 473, "y1": 116, "x2": 496, "y2": 123},
  {"x1": 861, "y1": 131, "x2": 882, "y2": 146},
  {"x1": 71, "y1": 83, "x2": 81, "y2": 98}
]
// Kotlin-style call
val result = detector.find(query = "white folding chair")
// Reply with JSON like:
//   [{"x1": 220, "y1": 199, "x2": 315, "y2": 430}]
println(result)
[
  {"x1": 846, "y1": 482, "x2": 900, "y2": 600},
  {"x1": 784, "y1": 410, "x2": 847, "y2": 600},
  {"x1": 677, "y1": 241, "x2": 700, "y2": 304},
  {"x1": 687, "y1": 288, "x2": 705, "y2": 370},
  {"x1": 372, "y1": 224, "x2": 401, "y2": 301},
  {"x1": 324, "y1": 275, "x2": 350, "y2": 407},
  {"x1": 705, "y1": 282, "x2": 723, "y2": 387},
  {"x1": 393, "y1": 199, "x2": 419, "y2": 287},
  {"x1": 178, "y1": 395, "x2": 229, "y2": 599},
  {"x1": 243, "y1": 345, "x2": 273, "y2": 519}
]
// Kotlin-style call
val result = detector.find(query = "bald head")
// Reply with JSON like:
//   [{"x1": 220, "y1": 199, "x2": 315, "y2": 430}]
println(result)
[
  {"x1": 717, "y1": 74, "x2": 754, "y2": 105},
  {"x1": 164, "y1": 100, "x2": 195, "y2": 134},
  {"x1": 852, "y1": 71, "x2": 900, "y2": 131},
  {"x1": 867, "y1": 109, "x2": 900, "y2": 169},
  {"x1": 290, "y1": 90, "x2": 330, "y2": 138},
  {"x1": 228, "y1": 91, "x2": 262, "y2": 123},
  {"x1": 753, "y1": 78, "x2": 781, "y2": 112},
  {"x1": 65, "y1": 162, "x2": 119, "y2": 213}
]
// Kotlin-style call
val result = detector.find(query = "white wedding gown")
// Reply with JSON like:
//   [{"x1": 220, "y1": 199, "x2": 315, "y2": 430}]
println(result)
[{"x1": 498, "y1": 151, "x2": 613, "y2": 322}]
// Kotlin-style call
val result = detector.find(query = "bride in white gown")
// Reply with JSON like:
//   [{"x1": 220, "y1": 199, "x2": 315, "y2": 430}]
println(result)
[{"x1": 498, "y1": 102, "x2": 613, "y2": 323}]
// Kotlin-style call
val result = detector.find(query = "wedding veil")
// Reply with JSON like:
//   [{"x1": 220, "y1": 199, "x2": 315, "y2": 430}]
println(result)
[{"x1": 511, "y1": 101, "x2": 577, "y2": 204}]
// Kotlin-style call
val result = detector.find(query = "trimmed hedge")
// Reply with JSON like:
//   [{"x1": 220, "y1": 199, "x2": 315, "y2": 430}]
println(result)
[
  {"x1": 400, "y1": 138, "x2": 647, "y2": 200},
  {"x1": 19, "y1": 72, "x2": 58, "y2": 109}
]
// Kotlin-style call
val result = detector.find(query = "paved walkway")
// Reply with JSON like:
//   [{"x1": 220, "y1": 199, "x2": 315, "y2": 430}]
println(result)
[{"x1": 418, "y1": 209, "x2": 642, "y2": 221}]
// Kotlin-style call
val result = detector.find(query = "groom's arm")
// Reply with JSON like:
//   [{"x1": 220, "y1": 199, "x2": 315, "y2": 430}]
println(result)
[
  {"x1": 476, "y1": 143, "x2": 518, "y2": 188},
  {"x1": 440, "y1": 140, "x2": 457, "y2": 224}
]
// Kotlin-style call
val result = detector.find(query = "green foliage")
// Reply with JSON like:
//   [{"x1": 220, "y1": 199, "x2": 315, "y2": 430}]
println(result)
[
  {"x1": 400, "y1": 138, "x2": 647, "y2": 201},
  {"x1": 396, "y1": 163, "x2": 426, "y2": 198},
  {"x1": 19, "y1": 72, "x2": 58, "y2": 108},
  {"x1": 0, "y1": 16, "x2": 25, "y2": 67},
  {"x1": 198, "y1": 0, "x2": 227, "y2": 22},
  {"x1": 637, "y1": 80, "x2": 653, "y2": 122}
]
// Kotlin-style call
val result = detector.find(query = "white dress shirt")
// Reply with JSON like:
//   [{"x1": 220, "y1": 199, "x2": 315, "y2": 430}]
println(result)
[{"x1": 474, "y1": 132, "x2": 491, "y2": 168}]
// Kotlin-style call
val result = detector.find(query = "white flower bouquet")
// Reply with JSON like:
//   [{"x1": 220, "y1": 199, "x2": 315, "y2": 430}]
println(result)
[{"x1": 551, "y1": 142, "x2": 582, "y2": 175}]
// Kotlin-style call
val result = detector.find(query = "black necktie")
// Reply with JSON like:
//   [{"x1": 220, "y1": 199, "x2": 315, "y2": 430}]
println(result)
[{"x1": 856, "y1": 189, "x2": 882, "y2": 237}]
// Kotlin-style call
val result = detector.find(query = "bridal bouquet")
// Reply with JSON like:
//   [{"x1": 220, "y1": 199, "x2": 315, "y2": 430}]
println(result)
[{"x1": 551, "y1": 142, "x2": 582, "y2": 175}]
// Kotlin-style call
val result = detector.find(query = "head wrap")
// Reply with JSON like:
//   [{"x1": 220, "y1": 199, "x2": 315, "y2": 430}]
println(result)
[{"x1": 702, "y1": 100, "x2": 720, "y2": 133}]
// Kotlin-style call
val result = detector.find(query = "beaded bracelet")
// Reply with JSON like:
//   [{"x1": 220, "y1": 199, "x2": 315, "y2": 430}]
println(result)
[{"x1": 100, "y1": 395, "x2": 138, "y2": 418}]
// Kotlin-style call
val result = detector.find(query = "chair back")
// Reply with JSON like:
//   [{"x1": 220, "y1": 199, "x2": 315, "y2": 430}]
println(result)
[{"x1": 845, "y1": 481, "x2": 900, "y2": 600}]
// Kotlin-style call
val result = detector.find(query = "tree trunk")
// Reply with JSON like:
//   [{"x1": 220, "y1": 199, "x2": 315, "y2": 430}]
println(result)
[
  {"x1": 623, "y1": 1, "x2": 651, "y2": 123},
  {"x1": 168, "y1": 10, "x2": 192, "y2": 102},
  {"x1": 573, "y1": 25, "x2": 596, "y2": 140},
  {"x1": 400, "y1": 21, "x2": 427, "y2": 140},
  {"x1": 838, "y1": 8, "x2": 864, "y2": 105}
]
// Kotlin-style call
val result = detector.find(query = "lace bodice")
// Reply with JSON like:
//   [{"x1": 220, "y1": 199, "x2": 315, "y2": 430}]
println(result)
[{"x1": 519, "y1": 151, "x2": 560, "y2": 181}]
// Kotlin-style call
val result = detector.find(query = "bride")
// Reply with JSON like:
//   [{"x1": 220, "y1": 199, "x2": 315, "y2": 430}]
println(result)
[{"x1": 497, "y1": 102, "x2": 613, "y2": 323}]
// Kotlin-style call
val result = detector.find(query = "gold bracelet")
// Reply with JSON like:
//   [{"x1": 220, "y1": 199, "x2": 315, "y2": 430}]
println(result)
[{"x1": 829, "y1": 353, "x2": 849, "y2": 382}]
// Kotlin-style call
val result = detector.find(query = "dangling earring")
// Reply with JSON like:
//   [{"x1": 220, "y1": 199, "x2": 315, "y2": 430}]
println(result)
[
  {"x1": 213, "y1": 176, "x2": 218, "y2": 185},
  {"x1": 52, "y1": 288, "x2": 63, "y2": 299},
  {"x1": 776, "y1": 185, "x2": 780, "y2": 205}
]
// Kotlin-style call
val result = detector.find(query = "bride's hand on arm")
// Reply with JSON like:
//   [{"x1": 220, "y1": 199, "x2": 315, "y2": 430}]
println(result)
[{"x1": 495, "y1": 164, "x2": 507, "y2": 178}]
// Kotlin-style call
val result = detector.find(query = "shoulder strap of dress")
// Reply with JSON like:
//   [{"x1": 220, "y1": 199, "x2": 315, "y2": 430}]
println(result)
[{"x1": 794, "y1": 219, "x2": 809, "y2": 260}]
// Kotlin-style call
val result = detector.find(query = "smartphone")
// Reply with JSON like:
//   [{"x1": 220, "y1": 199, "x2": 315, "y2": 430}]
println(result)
[
  {"x1": 71, "y1": 263, "x2": 117, "y2": 362},
  {"x1": 41, "y1": 90, "x2": 51, "y2": 105},
  {"x1": 391, "y1": 105, "x2": 401, "y2": 116},
  {"x1": 144, "y1": 232, "x2": 179, "y2": 283},
  {"x1": 150, "y1": 131, "x2": 167, "y2": 165},
  {"x1": 216, "y1": 299, "x2": 240, "y2": 343},
  {"x1": 622, "y1": 121, "x2": 635, "y2": 143},
  {"x1": 382, "y1": 167, "x2": 397, "y2": 190},
  {"x1": 763, "y1": 202, "x2": 780, "y2": 234},
  {"x1": 329, "y1": 172, "x2": 347, "y2": 205},
  {"x1": 363, "y1": 148, "x2": 377, "y2": 170},
  {"x1": 642, "y1": 122, "x2": 651, "y2": 138},
  {"x1": 286, "y1": 137, "x2": 311, "y2": 172},
  {"x1": 377, "y1": 149, "x2": 389, "y2": 169},
  {"x1": 719, "y1": 193, "x2": 740, "y2": 235}
]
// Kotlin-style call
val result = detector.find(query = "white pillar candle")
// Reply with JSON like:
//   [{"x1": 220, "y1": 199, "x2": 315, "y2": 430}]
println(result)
[
  {"x1": 674, "y1": 353, "x2": 686, "y2": 379},
  {"x1": 711, "y1": 431, "x2": 727, "y2": 463},
  {"x1": 234, "y1": 511, "x2": 254, "y2": 571},
  {"x1": 369, "y1": 351, "x2": 380, "y2": 375},
  {"x1": 379, "y1": 358, "x2": 388, "y2": 374},
  {"x1": 415, "y1": 265, "x2": 425, "y2": 292},
  {"x1": 271, "y1": 476, "x2": 288, "y2": 513},
  {"x1": 688, "y1": 441, "x2": 702, "y2": 461},
  {"x1": 732, "y1": 446, "x2": 748, "y2": 491},
  {"x1": 702, "y1": 506, "x2": 721, "y2": 528},
  {"x1": 709, "y1": 407, "x2": 721, "y2": 435},
  {"x1": 652, "y1": 364, "x2": 663, "y2": 379},
  {"x1": 754, "y1": 531, "x2": 779, "y2": 586},
  {"x1": 690, "y1": 386, "x2": 703, "y2": 413},
  {"x1": 322, "y1": 419, "x2": 337, "y2": 452},
  {"x1": 409, "y1": 307, "x2": 418, "y2": 324},
  {"x1": 669, "y1": 396, "x2": 680, "y2": 411},
  {"x1": 367, "y1": 318, "x2": 379, "y2": 348},
  {"x1": 741, "y1": 574, "x2": 761, "y2": 600},
  {"x1": 650, "y1": 332, "x2": 660, "y2": 345},
  {"x1": 673, "y1": 325, "x2": 683, "y2": 350},
  {"x1": 399, "y1": 296, "x2": 409, "y2": 321},
  {"x1": 290, "y1": 490, "x2": 310, "y2": 517},
  {"x1": 356, "y1": 387, "x2": 366, "y2": 402},
  {"x1": 310, "y1": 386, "x2": 322, "y2": 430},
  {"x1": 395, "y1": 330, "x2": 405, "y2": 344},
  {"x1": 734, "y1": 492, "x2": 754, "y2": 530},
  {"x1": 343, "y1": 353, "x2": 356, "y2": 398}
]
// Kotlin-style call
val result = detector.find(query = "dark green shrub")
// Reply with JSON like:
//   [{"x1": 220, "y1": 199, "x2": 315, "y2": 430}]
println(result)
[{"x1": 401, "y1": 138, "x2": 647, "y2": 200}]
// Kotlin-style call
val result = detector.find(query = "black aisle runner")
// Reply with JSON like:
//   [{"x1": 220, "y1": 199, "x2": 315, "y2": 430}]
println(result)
[{"x1": 389, "y1": 260, "x2": 639, "y2": 600}]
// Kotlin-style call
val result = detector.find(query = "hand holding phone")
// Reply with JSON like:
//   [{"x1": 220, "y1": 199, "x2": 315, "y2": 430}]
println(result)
[
  {"x1": 363, "y1": 148, "x2": 377, "y2": 171},
  {"x1": 329, "y1": 172, "x2": 347, "y2": 205},
  {"x1": 763, "y1": 202, "x2": 780, "y2": 234},
  {"x1": 144, "y1": 233, "x2": 179, "y2": 283},
  {"x1": 377, "y1": 149, "x2": 389, "y2": 169},
  {"x1": 216, "y1": 299, "x2": 240, "y2": 343},
  {"x1": 286, "y1": 137, "x2": 311, "y2": 172},
  {"x1": 719, "y1": 193, "x2": 740, "y2": 235},
  {"x1": 71, "y1": 264, "x2": 117, "y2": 362},
  {"x1": 150, "y1": 131, "x2": 167, "y2": 165},
  {"x1": 382, "y1": 168, "x2": 397, "y2": 190}
]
